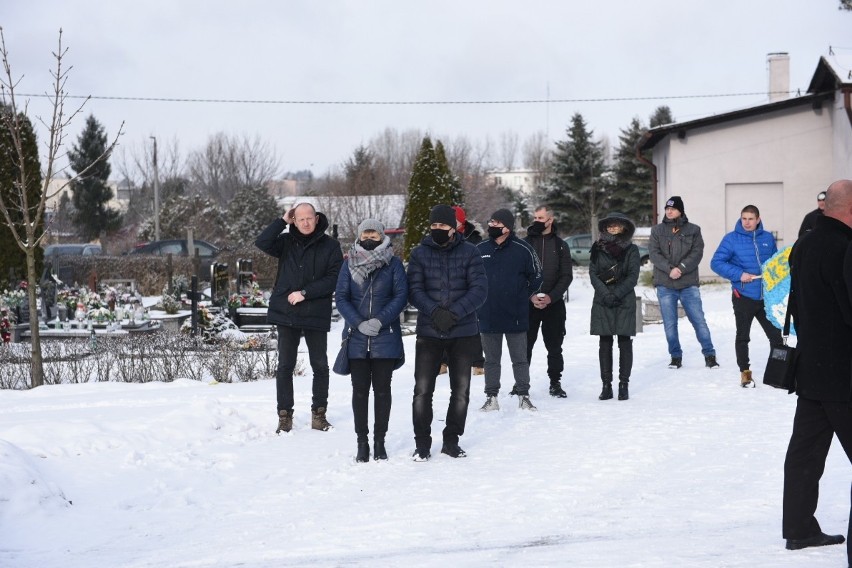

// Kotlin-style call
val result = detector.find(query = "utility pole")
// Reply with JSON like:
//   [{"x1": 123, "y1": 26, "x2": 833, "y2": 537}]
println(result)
[{"x1": 150, "y1": 136, "x2": 161, "y2": 241}]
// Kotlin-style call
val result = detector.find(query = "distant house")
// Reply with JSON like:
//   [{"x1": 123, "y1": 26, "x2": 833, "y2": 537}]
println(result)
[
  {"x1": 638, "y1": 53, "x2": 852, "y2": 280},
  {"x1": 486, "y1": 168, "x2": 543, "y2": 196}
]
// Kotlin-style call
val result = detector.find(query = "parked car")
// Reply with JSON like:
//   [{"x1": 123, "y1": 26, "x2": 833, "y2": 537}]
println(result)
[
  {"x1": 128, "y1": 239, "x2": 221, "y2": 278},
  {"x1": 130, "y1": 239, "x2": 220, "y2": 258},
  {"x1": 563, "y1": 234, "x2": 649, "y2": 266},
  {"x1": 44, "y1": 243, "x2": 102, "y2": 257}
]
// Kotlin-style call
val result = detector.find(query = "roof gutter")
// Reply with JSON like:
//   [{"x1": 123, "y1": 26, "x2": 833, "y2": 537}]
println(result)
[{"x1": 635, "y1": 132, "x2": 659, "y2": 225}]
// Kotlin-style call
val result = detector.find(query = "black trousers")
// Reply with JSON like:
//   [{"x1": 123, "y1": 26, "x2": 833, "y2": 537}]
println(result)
[
  {"x1": 412, "y1": 335, "x2": 479, "y2": 450},
  {"x1": 731, "y1": 293, "x2": 783, "y2": 372},
  {"x1": 783, "y1": 396, "x2": 852, "y2": 562},
  {"x1": 275, "y1": 325, "x2": 329, "y2": 412},
  {"x1": 350, "y1": 358, "x2": 395, "y2": 439},
  {"x1": 527, "y1": 300, "x2": 566, "y2": 381}
]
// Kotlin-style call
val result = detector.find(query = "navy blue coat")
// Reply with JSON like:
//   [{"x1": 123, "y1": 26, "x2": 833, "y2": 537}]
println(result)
[
  {"x1": 407, "y1": 232, "x2": 488, "y2": 339},
  {"x1": 335, "y1": 256, "x2": 408, "y2": 360},
  {"x1": 476, "y1": 235, "x2": 543, "y2": 333},
  {"x1": 254, "y1": 213, "x2": 343, "y2": 331}
]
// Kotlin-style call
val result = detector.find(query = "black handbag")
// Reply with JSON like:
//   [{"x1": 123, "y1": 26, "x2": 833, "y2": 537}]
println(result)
[
  {"x1": 763, "y1": 290, "x2": 796, "y2": 391},
  {"x1": 332, "y1": 328, "x2": 352, "y2": 375}
]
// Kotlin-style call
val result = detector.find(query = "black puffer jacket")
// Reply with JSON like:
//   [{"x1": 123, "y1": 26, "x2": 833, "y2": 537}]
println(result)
[
  {"x1": 254, "y1": 213, "x2": 343, "y2": 331},
  {"x1": 407, "y1": 232, "x2": 488, "y2": 339},
  {"x1": 589, "y1": 212, "x2": 640, "y2": 337}
]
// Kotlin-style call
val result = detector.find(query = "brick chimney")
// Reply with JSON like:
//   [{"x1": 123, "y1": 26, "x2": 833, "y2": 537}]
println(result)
[{"x1": 767, "y1": 52, "x2": 790, "y2": 102}]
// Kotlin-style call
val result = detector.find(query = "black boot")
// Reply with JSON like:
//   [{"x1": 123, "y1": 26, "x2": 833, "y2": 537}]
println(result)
[
  {"x1": 549, "y1": 379, "x2": 567, "y2": 398},
  {"x1": 356, "y1": 438, "x2": 370, "y2": 462},
  {"x1": 617, "y1": 337, "x2": 632, "y2": 401},
  {"x1": 373, "y1": 436, "x2": 387, "y2": 461},
  {"x1": 599, "y1": 337, "x2": 614, "y2": 400}
]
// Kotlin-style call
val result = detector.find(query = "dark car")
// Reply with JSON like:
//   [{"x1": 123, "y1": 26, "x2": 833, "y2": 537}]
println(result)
[
  {"x1": 129, "y1": 239, "x2": 221, "y2": 277},
  {"x1": 44, "y1": 243, "x2": 102, "y2": 257},
  {"x1": 564, "y1": 234, "x2": 649, "y2": 266}
]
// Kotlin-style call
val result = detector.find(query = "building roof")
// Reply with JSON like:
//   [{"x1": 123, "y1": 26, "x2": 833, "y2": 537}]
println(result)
[{"x1": 638, "y1": 55, "x2": 848, "y2": 152}]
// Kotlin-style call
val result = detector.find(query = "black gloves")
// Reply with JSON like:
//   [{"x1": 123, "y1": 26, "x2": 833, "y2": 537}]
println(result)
[
  {"x1": 432, "y1": 308, "x2": 457, "y2": 332},
  {"x1": 602, "y1": 293, "x2": 621, "y2": 308}
]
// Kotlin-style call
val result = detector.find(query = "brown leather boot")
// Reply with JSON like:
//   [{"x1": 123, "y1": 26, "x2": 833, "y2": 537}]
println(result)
[
  {"x1": 276, "y1": 409, "x2": 293, "y2": 434},
  {"x1": 740, "y1": 370, "x2": 754, "y2": 388},
  {"x1": 311, "y1": 407, "x2": 333, "y2": 431}
]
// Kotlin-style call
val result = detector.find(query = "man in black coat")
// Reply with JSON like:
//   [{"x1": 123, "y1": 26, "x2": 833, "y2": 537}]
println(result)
[
  {"x1": 783, "y1": 179, "x2": 852, "y2": 559},
  {"x1": 255, "y1": 202, "x2": 343, "y2": 435},
  {"x1": 524, "y1": 205, "x2": 573, "y2": 398},
  {"x1": 407, "y1": 204, "x2": 488, "y2": 461}
]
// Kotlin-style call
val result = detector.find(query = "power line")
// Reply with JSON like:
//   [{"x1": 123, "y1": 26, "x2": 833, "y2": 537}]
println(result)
[{"x1": 16, "y1": 91, "x2": 792, "y2": 106}]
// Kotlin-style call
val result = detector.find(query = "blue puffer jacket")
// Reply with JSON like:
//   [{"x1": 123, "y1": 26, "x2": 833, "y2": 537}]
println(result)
[
  {"x1": 710, "y1": 219, "x2": 777, "y2": 300},
  {"x1": 335, "y1": 255, "x2": 408, "y2": 360},
  {"x1": 476, "y1": 234, "x2": 543, "y2": 333},
  {"x1": 407, "y1": 232, "x2": 488, "y2": 339}
]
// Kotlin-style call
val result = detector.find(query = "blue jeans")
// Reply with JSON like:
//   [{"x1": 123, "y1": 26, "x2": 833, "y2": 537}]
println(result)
[{"x1": 656, "y1": 286, "x2": 715, "y2": 358}]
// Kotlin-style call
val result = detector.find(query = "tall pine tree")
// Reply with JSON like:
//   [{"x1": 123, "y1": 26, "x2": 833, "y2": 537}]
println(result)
[
  {"x1": 68, "y1": 114, "x2": 121, "y2": 241},
  {"x1": 609, "y1": 117, "x2": 653, "y2": 226},
  {"x1": 545, "y1": 113, "x2": 608, "y2": 234},
  {"x1": 402, "y1": 137, "x2": 454, "y2": 260},
  {"x1": 434, "y1": 140, "x2": 463, "y2": 205},
  {"x1": 0, "y1": 105, "x2": 43, "y2": 286}
]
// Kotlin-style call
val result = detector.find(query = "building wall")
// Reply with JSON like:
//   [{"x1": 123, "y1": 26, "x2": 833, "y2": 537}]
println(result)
[
  {"x1": 830, "y1": 94, "x2": 852, "y2": 180},
  {"x1": 653, "y1": 103, "x2": 834, "y2": 280}
]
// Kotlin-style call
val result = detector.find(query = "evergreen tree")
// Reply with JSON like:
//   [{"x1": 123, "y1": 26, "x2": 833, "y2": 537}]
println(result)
[
  {"x1": 402, "y1": 137, "x2": 453, "y2": 260},
  {"x1": 544, "y1": 113, "x2": 608, "y2": 234},
  {"x1": 344, "y1": 145, "x2": 378, "y2": 195},
  {"x1": 68, "y1": 114, "x2": 121, "y2": 241},
  {"x1": 434, "y1": 140, "x2": 463, "y2": 205},
  {"x1": 226, "y1": 185, "x2": 278, "y2": 245},
  {"x1": 609, "y1": 117, "x2": 653, "y2": 226},
  {"x1": 0, "y1": 105, "x2": 43, "y2": 286},
  {"x1": 649, "y1": 105, "x2": 674, "y2": 128}
]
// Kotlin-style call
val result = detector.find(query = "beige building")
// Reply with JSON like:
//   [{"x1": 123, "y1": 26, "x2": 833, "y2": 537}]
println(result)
[{"x1": 638, "y1": 53, "x2": 852, "y2": 279}]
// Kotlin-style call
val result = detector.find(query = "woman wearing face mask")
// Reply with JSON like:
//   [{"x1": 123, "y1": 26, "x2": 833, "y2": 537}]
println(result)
[
  {"x1": 335, "y1": 219, "x2": 408, "y2": 462},
  {"x1": 589, "y1": 212, "x2": 640, "y2": 401}
]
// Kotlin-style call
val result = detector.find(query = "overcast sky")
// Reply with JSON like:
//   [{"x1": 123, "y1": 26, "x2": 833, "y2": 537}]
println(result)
[{"x1": 3, "y1": 1, "x2": 850, "y2": 177}]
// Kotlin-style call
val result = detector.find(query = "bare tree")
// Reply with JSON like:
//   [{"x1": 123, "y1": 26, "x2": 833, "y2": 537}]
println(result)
[
  {"x1": 522, "y1": 131, "x2": 553, "y2": 204},
  {"x1": 186, "y1": 132, "x2": 280, "y2": 207},
  {"x1": 499, "y1": 130, "x2": 519, "y2": 170},
  {"x1": 0, "y1": 28, "x2": 122, "y2": 387}
]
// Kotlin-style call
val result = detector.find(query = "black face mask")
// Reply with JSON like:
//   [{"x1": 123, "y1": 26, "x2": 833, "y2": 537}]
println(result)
[
  {"x1": 359, "y1": 239, "x2": 381, "y2": 251},
  {"x1": 431, "y1": 228, "x2": 451, "y2": 245},
  {"x1": 487, "y1": 226, "x2": 506, "y2": 240},
  {"x1": 527, "y1": 221, "x2": 546, "y2": 235}
]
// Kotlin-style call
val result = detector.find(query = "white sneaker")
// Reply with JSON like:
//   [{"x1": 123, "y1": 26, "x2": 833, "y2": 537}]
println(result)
[
  {"x1": 480, "y1": 395, "x2": 499, "y2": 412},
  {"x1": 519, "y1": 395, "x2": 538, "y2": 411}
]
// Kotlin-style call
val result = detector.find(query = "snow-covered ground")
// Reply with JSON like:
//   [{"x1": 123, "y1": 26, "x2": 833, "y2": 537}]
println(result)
[{"x1": 1, "y1": 270, "x2": 849, "y2": 568}]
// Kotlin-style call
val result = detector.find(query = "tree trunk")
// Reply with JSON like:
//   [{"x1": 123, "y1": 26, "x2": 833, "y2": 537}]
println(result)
[{"x1": 25, "y1": 244, "x2": 45, "y2": 388}]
